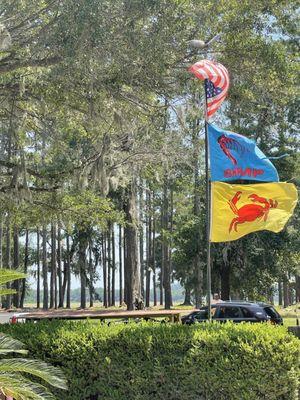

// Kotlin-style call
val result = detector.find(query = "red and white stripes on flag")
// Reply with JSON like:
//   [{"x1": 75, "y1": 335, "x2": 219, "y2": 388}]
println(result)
[{"x1": 188, "y1": 59, "x2": 229, "y2": 118}]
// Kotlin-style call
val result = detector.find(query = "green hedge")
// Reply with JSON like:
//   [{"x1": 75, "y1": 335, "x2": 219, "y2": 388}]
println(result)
[{"x1": 0, "y1": 321, "x2": 298, "y2": 400}]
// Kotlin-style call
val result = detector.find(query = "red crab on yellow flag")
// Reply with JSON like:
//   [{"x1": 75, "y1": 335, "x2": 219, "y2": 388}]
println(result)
[
  {"x1": 210, "y1": 182, "x2": 298, "y2": 242},
  {"x1": 228, "y1": 191, "x2": 278, "y2": 233}
]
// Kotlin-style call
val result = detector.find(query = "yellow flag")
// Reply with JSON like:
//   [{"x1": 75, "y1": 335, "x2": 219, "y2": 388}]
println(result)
[{"x1": 210, "y1": 182, "x2": 298, "y2": 242}]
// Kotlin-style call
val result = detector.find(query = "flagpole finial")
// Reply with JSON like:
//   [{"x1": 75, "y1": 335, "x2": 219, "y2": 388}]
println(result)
[
  {"x1": 188, "y1": 39, "x2": 206, "y2": 49},
  {"x1": 188, "y1": 34, "x2": 221, "y2": 50}
]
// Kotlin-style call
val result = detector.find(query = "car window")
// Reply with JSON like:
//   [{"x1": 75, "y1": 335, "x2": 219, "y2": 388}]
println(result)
[
  {"x1": 194, "y1": 310, "x2": 208, "y2": 320},
  {"x1": 264, "y1": 306, "x2": 280, "y2": 319},
  {"x1": 190, "y1": 312, "x2": 199, "y2": 317},
  {"x1": 240, "y1": 307, "x2": 254, "y2": 318},
  {"x1": 198, "y1": 306, "x2": 217, "y2": 316},
  {"x1": 218, "y1": 306, "x2": 241, "y2": 318}
]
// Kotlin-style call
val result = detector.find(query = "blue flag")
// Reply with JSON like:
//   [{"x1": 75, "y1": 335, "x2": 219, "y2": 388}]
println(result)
[{"x1": 208, "y1": 124, "x2": 279, "y2": 182}]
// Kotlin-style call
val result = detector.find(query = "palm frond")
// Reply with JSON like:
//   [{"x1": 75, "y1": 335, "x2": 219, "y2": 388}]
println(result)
[
  {"x1": 0, "y1": 373, "x2": 56, "y2": 400},
  {"x1": 0, "y1": 359, "x2": 68, "y2": 390},
  {"x1": 0, "y1": 269, "x2": 27, "y2": 286},
  {"x1": 0, "y1": 270, "x2": 68, "y2": 399},
  {"x1": 0, "y1": 288, "x2": 17, "y2": 297},
  {"x1": 0, "y1": 334, "x2": 28, "y2": 355}
]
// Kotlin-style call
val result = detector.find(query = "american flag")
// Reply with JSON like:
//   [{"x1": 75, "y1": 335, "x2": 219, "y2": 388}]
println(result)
[{"x1": 189, "y1": 59, "x2": 229, "y2": 118}]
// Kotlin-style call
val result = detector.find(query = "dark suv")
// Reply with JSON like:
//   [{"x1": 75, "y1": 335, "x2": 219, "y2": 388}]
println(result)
[{"x1": 181, "y1": 301, "x2": 283, "y2": 325}]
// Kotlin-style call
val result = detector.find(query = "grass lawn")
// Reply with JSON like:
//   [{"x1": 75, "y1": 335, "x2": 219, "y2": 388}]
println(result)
[
  {"x1": 277, "y1": 303, "x2": 300, "y2": 318},
  {"x1": 283, "y1": 317, "x2": 299, "y2": 327},
  {"x1": 278, "y1": 303, "x2": 299, "y2": 327}
]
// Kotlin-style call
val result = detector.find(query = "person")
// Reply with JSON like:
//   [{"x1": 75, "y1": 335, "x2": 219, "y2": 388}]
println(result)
[{"x1": 212, "y1": 293, "x2": 222, "y2": 304}]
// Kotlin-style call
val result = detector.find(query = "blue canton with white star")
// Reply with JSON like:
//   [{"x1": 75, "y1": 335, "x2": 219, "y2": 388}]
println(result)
[{"x1": 205, "y1": 80, "x2": 222, "y2": 98}]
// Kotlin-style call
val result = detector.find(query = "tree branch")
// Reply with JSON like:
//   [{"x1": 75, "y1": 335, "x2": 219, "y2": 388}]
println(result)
[
  {"x1": 0, "y1": 159, "x2": 45, "y2": 179},
  {"x1": 0, "y1": 55, "x2": 62, "y2": 74},
  {"x1": 0, "y1": 185, "x2": 59, "y2": 193}
]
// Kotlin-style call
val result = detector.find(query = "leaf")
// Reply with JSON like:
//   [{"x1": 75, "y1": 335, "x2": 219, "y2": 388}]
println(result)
[
  {"x1": 0, "y1": 289, "x2": 17, "y2": 297},
  {"x1": 0, "y1": 334, "x2": 27, "y2": 355},
  {"x1": 0, "y1": 373, "x2": 57, "y2": 400},
  {"x1": 0, "y1": 270, "x2": 27, "y2": 286},
  {"x1": 0, "y1": 359, "x2": 68, "y2": 390}
]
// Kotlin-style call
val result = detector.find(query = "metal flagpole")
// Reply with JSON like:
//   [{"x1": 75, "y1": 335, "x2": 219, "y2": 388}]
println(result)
[{"x1": 204, "y1": 79, "x2": 212, "y2": 322}]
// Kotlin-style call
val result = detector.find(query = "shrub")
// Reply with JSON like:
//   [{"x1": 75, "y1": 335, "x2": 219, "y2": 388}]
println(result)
[{"x1": 0, "y1": 321, "x2": 298, "y2": 400}]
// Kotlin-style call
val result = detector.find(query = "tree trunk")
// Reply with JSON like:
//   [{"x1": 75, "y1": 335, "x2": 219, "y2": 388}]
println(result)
[
  {"x1": 42, "y1": 225, "x2": 48, "y2": 310},
  {"x1": 20, "y1": 229, "x2": 29, "y2": 308},
  {"x1": 220, "y1": 264, "x2": 231, "y2": 300},
  {"x1": 12, "y1": 225, "x2": 20, "y2": 308},
  {"x1": 107, "y1": 225, "x2": 111, "y2": 306},
  {"x1": 295, "y1": 276, "x2": 300, "y2": 304},
  {"x1": 2, "y1": 217, "x2": 11, "y2": 308},
  {"x1": 168, "y1": 185, "x2": 173, "y2": 307},
  {"x1": 194, "y1": 254, "x2": 202, "y2": 308},
  {"x1": 139, "y1": 184, "x2": 144, "y2": 300},
  {"x1": 4, "y1": 217, "x2": 11, "y2": 309},
  {"x1": 0, "y1": 214, "x2": 3, "y2": 269},
  {"x1": 57, "y1": 224, "x2": 64, "y2": 308},
  {"x1": 66, "y1": 235, "x2": 71, "y2": 308},
  {"x1": 278, "y1": 281, "x2": 283, "y2": 306},
  {"x1": 50, "y1": 224, "x2": 57, "y2": 309},
  {"x1": 145, "y1": 190, "x2": 151, "y2": 308},
  {"x1": 183, "y1": 286, "x2": 192, "y2": 306},
  {"x1": 78, "y1": 229, "x2": 88, "y2": 309},
  {"x1": 162, "y1": 176, "x2": 172, "y2": 309},
  {"x1": 159, "y1": 205, "x2": 164, "y2": 306},
  {"x1": 111, "y1": 225, "x2": 116, "y2": 306},
  {"x1": 283, "y1": 276, "x2": 289, "y2": 308},
  {"x1": 288, "y1": 285, "x2": 293, "y2": 306},
  {"x1": 123, "y1": 230, "x2": 127, "y2": 305},
  {"x1": 62, "y1": 258, "x2": 68, "y2": 305},
  {"x1": 89, "y1": 244, "x2": 93, "y2": 308},
  {"x1": 192, "y1": 117, "x2": 203, "y2": 309},
  {"x1": 119, "y1": 225, "x2": 123, "y2": 306},
  {"x1": 124, "y1": 178, "x2": 141, "y2": 310},
  {"x1": 36, "y1": 229, "x2": 41, "y2": 309},
  {"x1": 5, "y1": 108, "x2": 13, "y2": 308},
  {"x1": 152, "y1": 205, "x2": 157, "y2": 307},
  {"x1": 102, "y1": 233, "x2": 108, "y2": 308}
]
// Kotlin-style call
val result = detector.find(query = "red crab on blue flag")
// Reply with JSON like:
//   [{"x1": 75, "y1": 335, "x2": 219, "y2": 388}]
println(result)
[{"x1": 208, "y1": 124, "x2": 279, "y2": 182}]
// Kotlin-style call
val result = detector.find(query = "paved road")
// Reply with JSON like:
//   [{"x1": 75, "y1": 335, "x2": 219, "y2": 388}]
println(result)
[
  {"x1": 0, "y1": 311, "x2": 26, "y2": 324},
  {"x1": 0, "y1": 312, "x2": 12, "y2": 324}
]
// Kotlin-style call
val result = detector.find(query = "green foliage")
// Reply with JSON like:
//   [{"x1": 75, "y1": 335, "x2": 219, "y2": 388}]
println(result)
[
  {"x1": 60, "y1": 190, "x2": 123, "y2": 230},
  {"x1": 0, "y1": 321, "x2": 298, "y2": 400},
  {"x1": 172, "y1": 216, "x2": 204, "y2": 291}
]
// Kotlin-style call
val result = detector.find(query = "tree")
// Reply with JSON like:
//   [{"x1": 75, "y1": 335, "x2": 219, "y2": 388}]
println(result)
[{"x1": 0, "y1": 0, "x2": 298, "y2": 310}]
